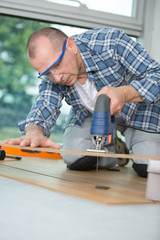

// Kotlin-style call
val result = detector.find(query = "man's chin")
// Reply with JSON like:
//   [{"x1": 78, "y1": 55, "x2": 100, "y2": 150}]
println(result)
[
  {"x1": 58, "y1": 81, "x2": 73, "y2": 86},
  {"x1": 64, "y1": 78, "x2": 76, "y2": 86}
]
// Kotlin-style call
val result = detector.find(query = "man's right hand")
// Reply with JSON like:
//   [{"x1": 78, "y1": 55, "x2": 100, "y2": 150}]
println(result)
[{"x1": 3, "y1": 125, "x2": 61, "y2": 149}]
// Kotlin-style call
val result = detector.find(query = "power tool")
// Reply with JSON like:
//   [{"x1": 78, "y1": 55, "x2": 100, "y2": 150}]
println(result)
[{"x1": 89, "y1": 94, "x2": 116, "y2": 152}]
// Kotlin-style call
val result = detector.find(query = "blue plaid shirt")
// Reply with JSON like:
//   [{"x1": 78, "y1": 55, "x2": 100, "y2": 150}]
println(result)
[{"x1": 19, "y1": 28, "x2": 160, "y2": 136}]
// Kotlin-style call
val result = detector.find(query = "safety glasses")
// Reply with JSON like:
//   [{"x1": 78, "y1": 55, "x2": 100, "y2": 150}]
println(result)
[{"x1": 38, "y1": 39, "x2": 67, "y2": 78}]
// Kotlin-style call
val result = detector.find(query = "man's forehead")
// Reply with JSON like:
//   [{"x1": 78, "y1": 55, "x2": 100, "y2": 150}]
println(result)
[
  {"x1": 34, "y1": 36, "x2": 56, "y2": 57},
  {"x1": 35, "y1": 36, "x2": 52, "y2": 47}
]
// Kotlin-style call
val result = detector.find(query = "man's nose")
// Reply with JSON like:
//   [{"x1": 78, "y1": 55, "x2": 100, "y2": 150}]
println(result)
[{"x1": 53, "y1": 73, "x2": 63, "y2": 83}]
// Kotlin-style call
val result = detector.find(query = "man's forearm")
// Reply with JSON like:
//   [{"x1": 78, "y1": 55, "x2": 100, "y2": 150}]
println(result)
[{"x1": 122, "y1": 85, "x2": 143, "y2": 103}]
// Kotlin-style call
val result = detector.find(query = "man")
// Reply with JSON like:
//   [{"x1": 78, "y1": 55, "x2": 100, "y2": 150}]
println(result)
[{"x1": 4, "y1": 27, "x2": 160, "y2": 177}]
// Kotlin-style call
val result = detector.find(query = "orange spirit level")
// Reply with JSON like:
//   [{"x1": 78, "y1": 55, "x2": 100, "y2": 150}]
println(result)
[{"x1": 0, "y1": 144, "x2": 62, "y2": 160}]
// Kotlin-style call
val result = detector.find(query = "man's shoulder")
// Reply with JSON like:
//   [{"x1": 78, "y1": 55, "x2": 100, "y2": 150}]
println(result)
[
  {"x1": 72, "y1": 27, "x2": 122, "y2": 43},
  {"x1": 72, "y1": 27, "x2": 123, "y2": 54}
]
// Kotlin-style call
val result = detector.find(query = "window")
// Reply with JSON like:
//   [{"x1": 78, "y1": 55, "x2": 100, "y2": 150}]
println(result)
[
  {"x1": 1, "y1": 0, "x2": 145, "y2": 36},
  {"x1": 0, "y1": 15, "x2": 87, "y2": 143},
  {"x1": 45, "y1": 0, "x2": 134, "y2": 17}
]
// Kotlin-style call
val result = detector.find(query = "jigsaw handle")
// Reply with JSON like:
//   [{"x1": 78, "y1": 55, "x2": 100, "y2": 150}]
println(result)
[{"x1": 94, "y1": 94, "x2": 110, "y2": 112}]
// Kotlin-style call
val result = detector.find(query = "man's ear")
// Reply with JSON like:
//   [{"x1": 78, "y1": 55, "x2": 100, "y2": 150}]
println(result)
[{"x1": 66, "y1": 37, "x2": 78, "y2": 54}]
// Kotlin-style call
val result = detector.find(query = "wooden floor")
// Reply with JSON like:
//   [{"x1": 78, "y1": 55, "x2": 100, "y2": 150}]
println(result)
[{"x1": 0, "y1": 156, "x2": 155, "y2": 205}]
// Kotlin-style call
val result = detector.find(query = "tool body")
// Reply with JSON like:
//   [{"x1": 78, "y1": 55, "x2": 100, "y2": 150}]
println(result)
[{"x1": 90, "y1": 94, "x2": 116, "y2": 151}]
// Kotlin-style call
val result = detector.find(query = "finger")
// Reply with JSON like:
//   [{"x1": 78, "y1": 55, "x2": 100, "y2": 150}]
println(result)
[
  {"x1": 19, "y1": 138, "x2": 32, "y2": 147},
  {"x1": 29, "y1": 138, "x2": 43, "y2": 148},
  {"x1": 28, "y1": 137, "x2": 61, "y2": 149},
  {"x1": 41, "y1": 139, "x2": 61, "y2": 149},
  {"x1": 3, "y1": 138, "x2": 23, "y2": 145}
]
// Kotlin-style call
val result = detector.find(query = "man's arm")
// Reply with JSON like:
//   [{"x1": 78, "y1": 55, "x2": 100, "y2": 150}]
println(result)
[
  {"x1": 4, "y1": 79, "x2": 63, "y2": 149},
  {"x1": 115, "y1": 30, "x2": 160, "y2": 105},
  {"x1": 4, "y1": 124, "x2": 61, "y2": 149},
  {"x1": 97, "y1": 85, "x2": 143, "y2": 115}
]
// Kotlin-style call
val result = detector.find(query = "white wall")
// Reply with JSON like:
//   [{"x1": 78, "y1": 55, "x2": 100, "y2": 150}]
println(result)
[
  {"x1": 142, "y1": 0, "x2": 160, "y2": 63},
  {"x1": 149, "y1": 0, "x2": 160, "y2": 63}
]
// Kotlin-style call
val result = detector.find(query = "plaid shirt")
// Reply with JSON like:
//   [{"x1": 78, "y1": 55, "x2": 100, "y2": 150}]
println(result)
[{"x1": 19, "y1": 28, "x2": 160, "y2": 136}]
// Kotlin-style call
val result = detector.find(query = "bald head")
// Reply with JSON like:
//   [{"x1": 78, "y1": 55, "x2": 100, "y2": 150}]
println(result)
[{"x1": 26, "y1": 27, "x2": 68, "y2": 59}]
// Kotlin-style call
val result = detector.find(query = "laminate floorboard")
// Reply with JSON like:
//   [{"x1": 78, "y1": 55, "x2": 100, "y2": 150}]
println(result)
[{"x1": 0, "y1": 156, "x2": 154, "y2": 205}]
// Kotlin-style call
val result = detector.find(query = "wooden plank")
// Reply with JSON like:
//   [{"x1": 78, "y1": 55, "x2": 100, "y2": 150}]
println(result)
[
  {"x1": 0, "y1": 141, "x2": 160, "y2": 160},
  {"x1": 0, "y1": 156, "x2": 153, "y2": 205}
]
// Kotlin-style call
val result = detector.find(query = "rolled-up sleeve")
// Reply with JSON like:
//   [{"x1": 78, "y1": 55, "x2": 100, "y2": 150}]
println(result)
[{"x1": 116, "y1": 30, "x2": 160, "y2": 104}]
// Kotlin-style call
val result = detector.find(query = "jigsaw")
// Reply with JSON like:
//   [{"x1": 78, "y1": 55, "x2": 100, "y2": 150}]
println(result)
[{"x1": 88, "y1": 94, "x2": 116, "y2": 152}]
